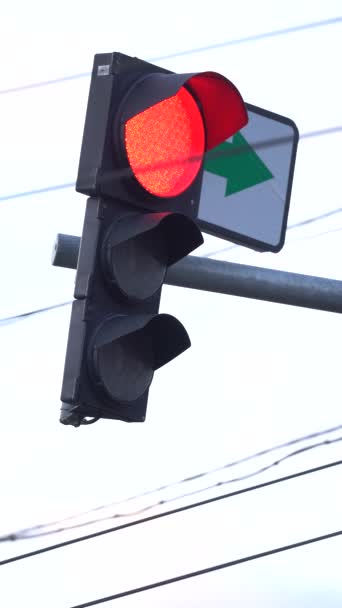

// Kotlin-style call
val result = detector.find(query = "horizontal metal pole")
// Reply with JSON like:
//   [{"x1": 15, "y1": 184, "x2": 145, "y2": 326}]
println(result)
[
  {"x1": 167, "y1": 256, "x2": 342, "y2": 313},
  {"x1": 52, "y1": 233, "x2": 342, "y2": 314}
]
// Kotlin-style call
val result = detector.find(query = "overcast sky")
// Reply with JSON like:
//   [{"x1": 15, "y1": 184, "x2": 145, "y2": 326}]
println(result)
[{"x1": 0, "y1": 1, "x2": 342, "y2": 606}]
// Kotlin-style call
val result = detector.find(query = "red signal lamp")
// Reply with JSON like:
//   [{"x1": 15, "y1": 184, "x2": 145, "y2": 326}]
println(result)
[{"x1": 125, "y1": 86, "x2": 205, "y2": 198}]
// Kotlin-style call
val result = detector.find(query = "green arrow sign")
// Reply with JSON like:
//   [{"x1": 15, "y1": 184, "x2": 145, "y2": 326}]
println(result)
[{"x1": 204, "y1": 132, "x2": 273, "y2": 196}]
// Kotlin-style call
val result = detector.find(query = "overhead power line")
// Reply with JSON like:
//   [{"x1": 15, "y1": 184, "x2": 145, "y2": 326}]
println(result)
[
  {"x1": 67, "y1": 528, "x2": 342, "y2": 607},
  {"x1": 1, "y1": 458, "x2": 341, "y2": 565},
  {"x1": 0, "y1": 181, "x2": 75, "y2": 203},
  {"x1": 0, "y1": 301, "x2": 72, "y2": 326},
  {"x1": 1, "y1": 124, "x2": 341, "y2": 203},
  {"x1": 205, "y1": 204, "x2": 342, "y2": 257},
  {"x1": 1, "y1": 196, "x2": 342, "y2": 329},
  {"x1": 0, "y1": 16, "x2": 340, "y2": 96},
  {"x1": 3, "y1": 430, "x2": 342, "y2": 542}
]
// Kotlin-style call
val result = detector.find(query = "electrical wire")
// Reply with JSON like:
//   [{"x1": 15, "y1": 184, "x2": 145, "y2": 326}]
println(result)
[
  {"x1": 205, "y1": 205, "x2": 342, "y2": 257},
  {"x1": 0, "y1": 181, "x2": 75, "y2": 202},
  {"x1": 0, "y1": 424, "x2": 342, "y2": 541},
  {"x1": 12, "y1": 424, "x2": 342, "y2": 541},
  {"x1": 0, "y1": 437, "x2": 342, "y2": 542},
  {"x1": 0, "y1": 301, "x2": 72, "y2": 326},
  {"x1": 1, "y1": 16, "x2": 340, "y2": 96},
  {"x1": 286, "y1": 225, "x2": 342, "y2": 245},
  {"x1": 1, "y1": 194, "x2": 342, "y2": 328},
  {"x1": 6, "y1": 427, "x2": 342, "y2": 542},
  {"x1": 67, "y1": 528, "x2": 342, "y2": 607},
  {"x1": 1, "y1": 458, "x2": 341, "y2": 566},
  {"x1": 79, "y1": 125, "x2": 340, "y2": 191},
  {"x1": 0, "y1": 120, "x2": 340, "y2": 326},
  {"x1": 1, "y1": 123, "x2": 341, "y2": 203},
  {"x1": 13, "y1": 436, "x2": 342, "y2": 539}
]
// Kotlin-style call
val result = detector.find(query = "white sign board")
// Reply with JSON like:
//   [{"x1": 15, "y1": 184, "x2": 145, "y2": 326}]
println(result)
[{"x1": 197, "y1": 103, "x2": 299, "y2": 252}]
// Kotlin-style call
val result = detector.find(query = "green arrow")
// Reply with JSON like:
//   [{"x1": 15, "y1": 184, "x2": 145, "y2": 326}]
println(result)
[{"x1": 204, "y1": 132, "x2": 273, "y2": 196}]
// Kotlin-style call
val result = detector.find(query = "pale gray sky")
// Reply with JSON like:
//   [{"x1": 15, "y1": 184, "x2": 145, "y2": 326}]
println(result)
[{"x1": 0, "y1": 1, "x2": 342, "y2": 606}]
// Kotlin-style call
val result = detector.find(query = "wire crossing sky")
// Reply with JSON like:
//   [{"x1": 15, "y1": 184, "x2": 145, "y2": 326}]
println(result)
[
  {"x1": 1, "y1": 198, "x2": 342, "y2": 327},
  {"x1": 1, "y1": 432, "x2": 341, "y2": 541},
  {"x1": 1, "y1": 458, "x2": 341, "y2": 565},
  {"x1": 1, "y1": 125, "x2": 341, "y2": 203},
  {"x1": 68, "y1": 530, "x2": 342, "y2": 607},
  {"x1": 0, "y1": 16, "x2": 340, "y2": 95}
]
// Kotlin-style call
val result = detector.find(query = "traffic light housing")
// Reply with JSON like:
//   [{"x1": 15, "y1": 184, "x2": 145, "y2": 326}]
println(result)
[{"x1": 60, "y1": 52, "x2": 247, "y2": 426}]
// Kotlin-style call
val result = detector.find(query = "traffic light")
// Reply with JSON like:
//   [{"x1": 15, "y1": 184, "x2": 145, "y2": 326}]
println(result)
[{"x1": 60, "y1": 52, "x2": 247, "y2": 426}]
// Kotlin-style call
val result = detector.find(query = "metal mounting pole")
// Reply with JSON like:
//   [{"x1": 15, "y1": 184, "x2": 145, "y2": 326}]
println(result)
[{"x1": 52, "y1": 233, "x2": 342, "y2": 314}]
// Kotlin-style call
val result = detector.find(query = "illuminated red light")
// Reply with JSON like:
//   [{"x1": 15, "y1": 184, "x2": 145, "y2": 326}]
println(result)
[{"x1": 125, "y1": 87, "x2": 205, "y2": 198}]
